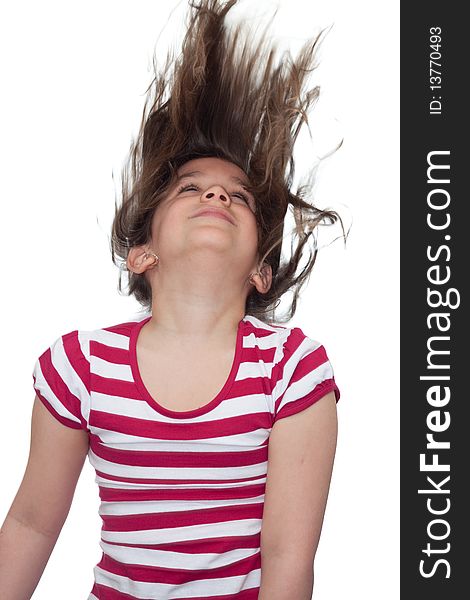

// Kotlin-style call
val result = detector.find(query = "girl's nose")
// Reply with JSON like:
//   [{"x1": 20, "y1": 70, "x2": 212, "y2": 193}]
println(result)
[{"x1": 203, "y1": 186, "x2": 230, "y2": 203}]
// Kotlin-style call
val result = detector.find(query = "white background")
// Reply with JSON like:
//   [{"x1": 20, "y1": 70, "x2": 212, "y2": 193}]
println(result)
[{"x1": 0, "y1": 0, "x2": 399, "y2": 598}]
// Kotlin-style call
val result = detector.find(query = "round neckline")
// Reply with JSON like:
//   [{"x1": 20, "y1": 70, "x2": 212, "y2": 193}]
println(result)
[{"x1": 129, "y1": 315, "x2": 246, "y2": 419}]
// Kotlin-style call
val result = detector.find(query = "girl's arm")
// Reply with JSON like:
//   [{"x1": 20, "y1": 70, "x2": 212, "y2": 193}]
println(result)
[
  {"x1": 258, "y1": 391, "x2": 338, "y2": 599},
  {"x1": 0, "y1": 395, "x2": 89, "y2": 599}
]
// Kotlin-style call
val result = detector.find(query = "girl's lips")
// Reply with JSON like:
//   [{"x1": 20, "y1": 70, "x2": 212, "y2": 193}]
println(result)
[{"x1": 192, "y1": 209, "x2": 235, "y2": 224}]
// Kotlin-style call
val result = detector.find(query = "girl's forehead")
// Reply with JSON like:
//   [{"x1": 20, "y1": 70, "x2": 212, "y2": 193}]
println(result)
[{"x1": 177, "y1": 157, "x2": 250, "y2": 184}]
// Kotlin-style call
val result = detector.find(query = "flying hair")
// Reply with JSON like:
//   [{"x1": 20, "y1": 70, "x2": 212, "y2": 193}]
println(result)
[{"x1": 111, "y1": 0, "x2": 346, "y2": 324}]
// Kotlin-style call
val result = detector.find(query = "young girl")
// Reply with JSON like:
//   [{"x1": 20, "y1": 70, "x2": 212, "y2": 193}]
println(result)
[{"x1": 0, "y1": 1, "x2": 342, "y2": 598}]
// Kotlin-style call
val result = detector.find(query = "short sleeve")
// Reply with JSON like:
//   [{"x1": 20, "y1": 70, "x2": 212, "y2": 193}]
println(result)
[
  {"x1": 271, "y1": 328, "x2": 340, "y2": 424},
  {"x1": 32, "y1": 330, "x2": 91, "y2": 430}
]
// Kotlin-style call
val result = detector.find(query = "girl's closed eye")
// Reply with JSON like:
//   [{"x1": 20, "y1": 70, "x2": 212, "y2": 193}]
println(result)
[
  {"x1": 176, "y1": 183, "x2": 200, "y2": 193},
  {"x1": 232, "y1": 191, "x2": 249, "y2": 203}
]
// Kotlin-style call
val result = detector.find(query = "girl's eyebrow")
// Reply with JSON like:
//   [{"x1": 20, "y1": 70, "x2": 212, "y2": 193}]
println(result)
[
  {"x1": 231, "y1": 176, "x2": 252, "y2": 189},
  {"x1": 175, "y1": 170, "x2": 201, "y2": 182}
]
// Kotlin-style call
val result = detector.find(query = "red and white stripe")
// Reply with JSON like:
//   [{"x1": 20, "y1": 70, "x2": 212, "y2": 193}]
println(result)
[{"x1": 32, "y1": 313, "x2": 339, "y2": 599}]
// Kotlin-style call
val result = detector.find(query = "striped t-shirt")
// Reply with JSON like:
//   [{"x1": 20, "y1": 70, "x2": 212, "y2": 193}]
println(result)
[{"x1": 32, "y1": 312, "x2": 340, "y2": 599}]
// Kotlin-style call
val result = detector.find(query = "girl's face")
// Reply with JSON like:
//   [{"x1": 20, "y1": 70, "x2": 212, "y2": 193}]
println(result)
[{"x1": 148, "y1": 156, "x2": 261, "y2": 274}]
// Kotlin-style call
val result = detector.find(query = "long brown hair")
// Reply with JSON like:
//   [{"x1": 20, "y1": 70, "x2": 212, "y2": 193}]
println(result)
[{"x1": 111, "y1": 0, "x2": 345, "y2": 325}]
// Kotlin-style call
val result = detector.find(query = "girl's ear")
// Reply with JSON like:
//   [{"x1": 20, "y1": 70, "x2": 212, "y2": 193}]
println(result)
[
  {"x1": 126, "y1": 246, "x2": 159, "y2": 274},
  {"x1": 251, "y1": 263, "x2": 272, "y2": 295}
]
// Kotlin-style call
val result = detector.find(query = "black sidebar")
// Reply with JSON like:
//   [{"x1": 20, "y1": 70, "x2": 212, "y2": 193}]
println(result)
[{"x1": 401, "y1": 3, "x2": 468, "y2": 599}]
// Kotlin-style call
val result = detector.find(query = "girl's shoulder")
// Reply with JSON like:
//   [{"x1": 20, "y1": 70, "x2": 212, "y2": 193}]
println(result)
[
  {"x1": 34, "y1": 313, "x2": 151, "y2": 366},
  {"x1": 242, "y1": 313, "x2": 321, "y2": 354},
  {"x1": 242, "y1": 316, "x2": 340, "y2": 422}
]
